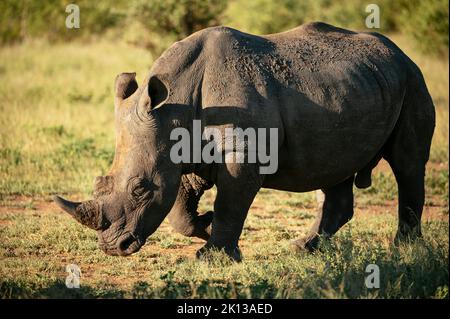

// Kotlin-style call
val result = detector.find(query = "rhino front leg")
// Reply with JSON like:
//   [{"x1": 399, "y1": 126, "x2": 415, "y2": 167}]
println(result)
[
  {"x1": 196, "y1": 163, "x2": 262, "y2": 261},
  {"x1": 292, "y1": 175, "x2": 355, "y2": 252},
  {"x1": 167, "y1": 174, "x2": 214, "y2": 241}
]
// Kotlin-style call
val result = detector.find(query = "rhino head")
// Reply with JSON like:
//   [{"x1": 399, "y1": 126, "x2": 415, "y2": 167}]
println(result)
[{"x1": 54, "y1": 72, "x2": 182, "y2": 256}]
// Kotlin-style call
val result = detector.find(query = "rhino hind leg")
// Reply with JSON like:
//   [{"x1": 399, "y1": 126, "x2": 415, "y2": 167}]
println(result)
[
  {"x1": 390, "y1": 164, "x2": 425, "y2": 243},
  {"x1": 382, "y1": 75, "x2": 434, "y2": 243},
  {"x1": 292, "y1": 175, "x2": 355, "y2": 252},
  {"x1": 384, "y1": 143, "x2": 427, "y2": 243},
  {"x1": 167, "y1": 174, "x2": 214, "y2": 241}
]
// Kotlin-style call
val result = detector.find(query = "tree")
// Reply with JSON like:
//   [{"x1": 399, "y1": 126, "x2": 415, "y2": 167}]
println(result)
[{"x1": 133, "y1": 0, "x2": 227, "y2": 40}]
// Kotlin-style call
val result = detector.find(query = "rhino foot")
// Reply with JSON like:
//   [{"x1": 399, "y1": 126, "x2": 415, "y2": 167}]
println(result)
[
  {"x1": 193, "y1": 211, "x2": 214, "y2": 241},
  {"x1": 290, "y1": 235, "x2": 321, "y2": 253},
  {"x1": 196, "y1": 244, "x2": 242, "y2": 262},
  {"x1": 394, "y1": 228, "x2": 423, "y2": 246}
]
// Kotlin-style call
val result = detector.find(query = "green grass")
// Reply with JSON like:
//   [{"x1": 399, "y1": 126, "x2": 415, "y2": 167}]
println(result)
[
  {"x1": 0, "y1": 40, "x2": 153, "y2": 195},
  {"x1": 0, "y1": 202, "x2": 448, "y2": 298},
  {"x1": 0, "y1": 36, "x2": 448, "y2": 299}
]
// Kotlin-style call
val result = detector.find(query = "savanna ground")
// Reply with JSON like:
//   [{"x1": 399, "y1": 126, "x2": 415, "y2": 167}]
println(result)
[{"x1": 0, "y1": 34, "x2": 448, "y2": 299}]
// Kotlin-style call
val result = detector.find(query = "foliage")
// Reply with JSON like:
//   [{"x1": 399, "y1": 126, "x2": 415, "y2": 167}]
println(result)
[
  {"x1": 397, "y1": 0, "x2": 449, "y2": 55},
  {"x1": 0, "y1": 0, "x2": 126, "y2": 44},
  {"x1": 0, "y1": 193, "x2": 448, "y2": 298},
  {"x1": 132, "y1": 0, "x2": 227, "y2": 39},
  {"x1": 0, "y1": 0, "x2": 448, "y2": 55},
  {"x1": 125, "y1": 0, "x2": 226, "y2": 53}
]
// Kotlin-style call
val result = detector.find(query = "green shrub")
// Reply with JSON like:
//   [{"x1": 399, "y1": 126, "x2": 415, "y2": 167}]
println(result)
[
  {"x1": 132, "y1": 0, "x2": 226, "y2": 39},
  {"x1": 1, "y1": 0, "x2": 447, "y2": 55},
  {"x1": 397, "y1": 0, "x2": 449, "y2": 55},
  {"x1": 0, "y1": 0, "x2": 126, "y2": 44}
]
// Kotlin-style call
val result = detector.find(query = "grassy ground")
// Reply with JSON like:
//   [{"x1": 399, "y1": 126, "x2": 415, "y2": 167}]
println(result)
[{"x1": 0, "y1": 35, "x2": 448, "y2": 299}]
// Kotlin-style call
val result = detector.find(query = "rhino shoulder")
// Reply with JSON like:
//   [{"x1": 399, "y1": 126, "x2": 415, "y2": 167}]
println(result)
[
  {"x1": 151, "y1": 36, "x2": 206, "y2": 77},
  {"x1": 201, "y1": 26, "x2": 248, "y2": 55},
  {"x1": 300, "y1": 21, "x2": 357, "y2": 35}
]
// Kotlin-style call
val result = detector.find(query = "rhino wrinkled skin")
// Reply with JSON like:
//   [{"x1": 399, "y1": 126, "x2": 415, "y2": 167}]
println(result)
[{"x1": 54, "y1": 23, "x2": 435, "y2": 261}]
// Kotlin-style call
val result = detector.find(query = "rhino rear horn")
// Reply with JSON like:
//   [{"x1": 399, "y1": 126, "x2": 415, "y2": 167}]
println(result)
[{"x1": 53, "y1": 195, "x2": 103, "y2": 230}]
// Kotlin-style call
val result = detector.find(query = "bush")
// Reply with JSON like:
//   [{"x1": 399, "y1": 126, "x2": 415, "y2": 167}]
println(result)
[
  {"x1": 132, "y1": 0, "x2": 227, "y2": 39},
  {"x1": 0, "y1": 0, "x2": 126, "y2": 44},
  {"x1": 123, "y1": 0, "x2": 226, "y2": 54},
  {"x1": 397, "y1": 0, "x2": 449, "y2": 55},
  {"x1": 0, "y1": 0, "x2": 447, "y2": 55}
]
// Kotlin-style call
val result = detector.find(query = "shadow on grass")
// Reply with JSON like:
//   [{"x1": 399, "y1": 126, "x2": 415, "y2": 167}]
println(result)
[
  {"x1": 0, "y1": 280, "x2": 124, "y2": 299},
  {"x1": 0, "y1": 277, "x2": 277, "y2": 299},
  {"x1": 131, "y1": 276, "x2": 277, "y2": 299},
  {"x1": 1, "y1": 231, "x2": 448, "y2": 299},
  {"x1": 312, "y1": 231, "x2": 449, "y2": 299}
]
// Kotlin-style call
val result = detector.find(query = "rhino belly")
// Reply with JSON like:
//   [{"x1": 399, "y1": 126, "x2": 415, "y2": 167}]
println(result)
[
  {"x1": 263, "y1": 93, "x2": 402, "y2": 191},
  {"x1": 262, "y1": 124, "x2": 391, "y2": 192}
]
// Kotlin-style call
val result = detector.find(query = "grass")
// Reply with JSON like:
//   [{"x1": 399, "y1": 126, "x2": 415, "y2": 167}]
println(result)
[
  {"x1": 0, "y1": 34, "x2": 448, "y2": 299},
  {"x1": 0, "y1": 194, "x2": 448, "y2": 298},
  {"x1": 0, "y1": 40, "x2": 153, "y2": 195}
]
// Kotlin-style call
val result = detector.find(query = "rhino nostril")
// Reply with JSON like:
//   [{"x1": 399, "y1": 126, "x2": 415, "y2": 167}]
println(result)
[{"x1": 118, "y1": 233, "x2": 136, "y2": 252}]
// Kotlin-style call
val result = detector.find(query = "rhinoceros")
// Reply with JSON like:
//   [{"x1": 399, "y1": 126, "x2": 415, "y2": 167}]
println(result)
[{"x1": 54, "y1": 22, "x2": 435, "y2": 261}]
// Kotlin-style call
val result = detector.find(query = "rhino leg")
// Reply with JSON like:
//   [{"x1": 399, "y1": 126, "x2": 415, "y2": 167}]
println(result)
[
  {"x1": 196, "y1": 163, "x2": 262, "y2": 262},
  {"x1": 382, "y1": 77, "x2": 434, "y2": 243},
  {"x1": 389, "y1": 164, "x2": 425, "y2": 243},
  {"x1": 167, "y1": 174, "x2": 214, "y2": 241},
  {"x1": 383, "y1": 147, "x2": 426, "y2": 243},
  {"x1": 292, "y1": 175, "x2": 355, "y2": 252}
]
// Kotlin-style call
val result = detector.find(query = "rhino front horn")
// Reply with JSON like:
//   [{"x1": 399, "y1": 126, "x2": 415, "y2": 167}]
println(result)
[
  {"x1": 53, "y1": 195, "x2": 81, "y2": 215},
  {"x1": 53, "y1": 195, "x2": 102, "y2": 230}
]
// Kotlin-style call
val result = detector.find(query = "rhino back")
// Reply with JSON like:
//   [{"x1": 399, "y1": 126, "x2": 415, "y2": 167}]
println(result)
[
  {"x1": 149, "y1": 23, "x2": 414, "y2": 190},
  {"x1": 265, "y1": 23, "x2": 410, "y2": 190}
]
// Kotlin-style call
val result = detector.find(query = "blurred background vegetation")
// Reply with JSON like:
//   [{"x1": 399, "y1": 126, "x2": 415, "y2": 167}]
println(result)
[{"x1": 1, "y1": 0, "x2": 448, "y2": 55}]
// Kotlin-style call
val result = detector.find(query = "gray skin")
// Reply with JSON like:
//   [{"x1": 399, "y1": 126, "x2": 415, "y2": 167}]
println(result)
[{"x1": 54, "y1": 22, "x2": 435, "y2": 261}]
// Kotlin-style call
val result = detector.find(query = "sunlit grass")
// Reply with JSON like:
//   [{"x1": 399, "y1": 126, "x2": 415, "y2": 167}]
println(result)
[
  {"x1": 0, "y1": 203, "x2": 447, "y2": 298},
  {"x1": 0, "y1": 40, "x2": 152, "y2": 195}
]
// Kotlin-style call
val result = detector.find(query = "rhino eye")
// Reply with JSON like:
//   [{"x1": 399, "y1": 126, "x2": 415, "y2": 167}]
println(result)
[
  {"x1": 98, "y1": 211, "x2": 111, "y2": 230},
  {"x1": 131, "y1": 183, "x2": 146, "y2": 197},
  {"x1": 127, "y1": 176, "x2": 153, "y2": 207}
]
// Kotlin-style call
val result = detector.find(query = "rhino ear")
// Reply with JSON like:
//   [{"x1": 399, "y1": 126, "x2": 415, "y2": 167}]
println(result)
[
  {"x1": 138, "y1": 75, "x2": 169, "y2": 113},
  {"x1": 114, "y1": 72, "x2": 138, "y2": 106},
  {"x1": 148, "y1": 76, "x2": 169, "y2": 109}
]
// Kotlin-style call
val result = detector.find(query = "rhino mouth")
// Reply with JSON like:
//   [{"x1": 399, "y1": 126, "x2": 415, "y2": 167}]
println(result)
[{"x1": 99, "y1": 232, "x2": 143, "y2": 256}]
